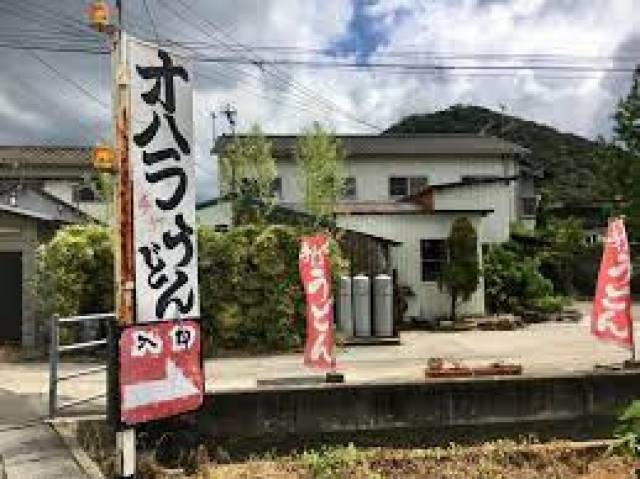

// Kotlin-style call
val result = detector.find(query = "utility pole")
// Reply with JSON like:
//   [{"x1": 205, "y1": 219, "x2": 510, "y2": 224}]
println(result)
[
  {"x1": 210, "y1": 111, "x2": 217, "y2": 148},
  {"x1": 499, "y1": 103, "x2": 506, "y2": 137},
  {"x1": 111, "y1": 0, "x2": 135, "y2": 477},
  {"x1": 223, "y1": 103, "x2": 237, "y2": 193}
]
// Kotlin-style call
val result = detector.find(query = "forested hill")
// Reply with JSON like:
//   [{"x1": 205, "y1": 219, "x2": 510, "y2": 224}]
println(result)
[{"x1": 385, "y1": 105, "x2": 604, "y2": 204}]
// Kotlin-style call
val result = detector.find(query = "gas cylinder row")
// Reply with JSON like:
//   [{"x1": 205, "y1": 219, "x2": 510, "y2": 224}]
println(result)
[{"x1": 337, "y1": 275, "x2": 393, "y2": 337}]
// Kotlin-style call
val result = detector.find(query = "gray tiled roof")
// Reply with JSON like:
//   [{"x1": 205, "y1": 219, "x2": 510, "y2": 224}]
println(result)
[
  {"x1": 0, "y1": 146, "x2": 91, "y2": 167},
  {"x1": 214, "y1": 134, "x2": 529, "y2": 157}
]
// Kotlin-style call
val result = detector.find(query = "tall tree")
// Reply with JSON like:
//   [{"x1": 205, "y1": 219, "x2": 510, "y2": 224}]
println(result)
[
  {"x1": 438, "y1": 217, "x2": 480, "y2": 322},
  {"x1": 614, "y1": 67, "x2": 640, "y2": 156},
  {"x1": 614, "y1": 68, "x2": 640, "y2": 237},
  {"x1": 295, "y1": 123, "x2": 346, "y2": 219},
  {"x1": 220, "y1": 124, "x2": 276, "y2": 200}
]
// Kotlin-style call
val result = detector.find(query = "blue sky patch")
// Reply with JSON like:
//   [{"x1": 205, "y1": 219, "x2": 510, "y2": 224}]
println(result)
[{"x1": 326, "y1": 0, "x2": 410, "y2": 62}]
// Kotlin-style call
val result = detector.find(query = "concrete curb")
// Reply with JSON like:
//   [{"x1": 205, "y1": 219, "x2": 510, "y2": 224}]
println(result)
[{"x1": 50, "y1": 421, "x2": 105, "y2": 479}]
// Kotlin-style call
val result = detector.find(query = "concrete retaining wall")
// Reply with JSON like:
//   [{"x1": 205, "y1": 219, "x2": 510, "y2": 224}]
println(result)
[{"x1": 144, "y1": 370, "x2": 640, "y2": 455}]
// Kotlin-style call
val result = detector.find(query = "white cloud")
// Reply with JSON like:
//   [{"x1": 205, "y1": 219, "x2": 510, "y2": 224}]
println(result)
[{"x1": 0, "y1": 0, "x2": 638, "y2": 200}]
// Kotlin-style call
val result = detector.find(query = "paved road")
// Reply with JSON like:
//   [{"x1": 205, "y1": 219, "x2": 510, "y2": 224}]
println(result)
[{"x1": 0, "y1": 301, "x2": 636, "y2": 417}]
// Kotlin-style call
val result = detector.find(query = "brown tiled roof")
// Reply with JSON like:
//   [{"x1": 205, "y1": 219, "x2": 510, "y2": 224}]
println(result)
[
  {"x1": 0, "y1": 146, "x2": 91, "y2": 167},
  {"x1": 214, "y1": 134, "x2": 529, "y2": 157}
]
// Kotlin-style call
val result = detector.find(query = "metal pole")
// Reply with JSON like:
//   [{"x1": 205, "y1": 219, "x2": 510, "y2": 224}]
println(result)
[{"x1": 48, "y1": 314, "x2": 59, "y2": 418}]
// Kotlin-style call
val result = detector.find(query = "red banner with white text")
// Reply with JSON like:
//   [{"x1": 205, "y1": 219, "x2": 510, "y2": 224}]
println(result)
[
  {"x1": 591, "y1": 218, "x2": 633, "y2": 349},
  {"x1": 299, "y1": 234, "x2": 335, "y2": 369}
]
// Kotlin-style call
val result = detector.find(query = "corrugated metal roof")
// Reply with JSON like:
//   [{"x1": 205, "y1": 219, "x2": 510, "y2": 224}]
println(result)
[{"x1": 214, "y1": 134, "x2": 529, "y2": 157}]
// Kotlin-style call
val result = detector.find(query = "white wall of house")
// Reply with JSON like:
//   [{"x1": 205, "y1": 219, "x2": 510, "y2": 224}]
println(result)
[
  {"x1": 337, "y1": 213, "x2": 485, "y2": 320},
  {"x1": 42, "y1": 180, "x2": 73, "y2": 203},
  {"x1": 433, "y1": 182, "x2": 516, "y2": 243},
  {"x1": 43, "y1": 180, "x2": 108, "y2": 223},
  {"x1": 275, "y1": 155, "x2": 518, "y2": 203}
]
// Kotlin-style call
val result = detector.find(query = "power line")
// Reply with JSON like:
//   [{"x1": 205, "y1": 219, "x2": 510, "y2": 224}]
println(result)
[
  {"x1": 196, "y1": 67, "x2": 365, "y2": 126},
  {"x1": 0, "y1": 40, "x2": 633, "y2": 75},
  {"x1": 159, "y1": 0, "x2": 383, "y2": 132},
  {"x1": 0, "y1": 42, "x2": 630, "y2": 81},
  {"x1": 0, "y1": 1, "x2": 99, "y2": 38},
  {"x1": 27, "y1": 50, "x2": 109, "y2": 111},
  {"x1": 153, "y1": 0, "x2": 347, "y2": 124},
  {"x1": 194, "y1": 56, "x2": 637, "y2": 73}
]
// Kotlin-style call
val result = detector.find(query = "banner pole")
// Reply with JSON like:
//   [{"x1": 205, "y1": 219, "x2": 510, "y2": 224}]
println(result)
[{"x1": 622, "y1": 215, "x2": 636, "y2": 364}]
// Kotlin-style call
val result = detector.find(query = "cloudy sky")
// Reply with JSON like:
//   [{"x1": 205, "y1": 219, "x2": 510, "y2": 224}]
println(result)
[{"x1": 0, "y1": 0, "x2": 639, "y2": 198}]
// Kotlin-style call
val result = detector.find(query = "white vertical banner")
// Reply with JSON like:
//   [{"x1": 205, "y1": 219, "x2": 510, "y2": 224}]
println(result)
[{"x1": 128, "y1": 38, "x2": 199, "y2": 322}]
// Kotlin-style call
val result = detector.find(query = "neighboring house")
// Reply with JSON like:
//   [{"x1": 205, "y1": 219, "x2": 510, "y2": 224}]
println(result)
[
  {"x1": 209, "y1": 134, "x2": 534, "y2": 321},
  {"x1": 0, "y1": 146, "x2": 106, "y2": 348},
  {"x1": 0, "y1": 146, "x2": 109, "y2": 222}
]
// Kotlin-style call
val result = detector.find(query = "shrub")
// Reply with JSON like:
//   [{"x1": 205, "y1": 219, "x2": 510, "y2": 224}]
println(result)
[
  {"x1": 529, "y1": 295, "x2": 568, "y2": 314},
  {"x1": 614, "y1": 400, "x2": 640, "y2": 457},
  {"x1": 483, "y1": 243, "x2": 564, "y2": 314},
  {"x1": 198, "y1": 224, "x2": 346, "y2": 354},
  {"x1": 36, "y1": 224, "x2": 346, "y2": 354},
  {"x1": 35, "y1": 224, "x2": 114, "y2": 319}
]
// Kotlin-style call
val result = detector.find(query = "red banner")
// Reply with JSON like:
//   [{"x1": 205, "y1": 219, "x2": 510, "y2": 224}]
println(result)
[
  {"x1": 299, "y1": 234, "x2": 335, "y2": 369},
  {"x1": 591, "y1": 218, "x2": 633, "y2": 349}
]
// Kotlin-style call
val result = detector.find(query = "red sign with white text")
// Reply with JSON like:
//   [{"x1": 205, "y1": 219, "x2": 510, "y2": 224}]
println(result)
[
  {"x1": 119, "y1": 320, "x2": 203, "y2": 424},
  {"x1": 591, "y1": 218, "x2": 633, "y2": 349},
  {"x1": 299, "y1": 235, "x2": 335, "y2": 369}
]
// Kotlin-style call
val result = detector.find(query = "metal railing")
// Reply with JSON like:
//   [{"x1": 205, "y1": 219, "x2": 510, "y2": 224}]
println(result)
[{"x1": 49, "y1": 313, "x2": 113, "y2": 418}]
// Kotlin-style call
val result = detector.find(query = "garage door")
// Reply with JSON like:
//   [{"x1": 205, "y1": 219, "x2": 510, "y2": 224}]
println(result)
[{"x1": 0, "y1": 252, "x2": 22, "y2": 342}]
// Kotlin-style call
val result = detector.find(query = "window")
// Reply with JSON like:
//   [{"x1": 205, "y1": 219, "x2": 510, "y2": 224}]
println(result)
[
  {"x1": 520, "y1": 197, "x2": 536, "y2": 216},
  {"x1": 389, "y1": 176, "x2": 429, "y2": 198},
  {"x1": 72, "y1": 185, "x2": 98, "y2": 203},
  {"x1": 420, "y1": 239, "x2": 447, "y2": 282},
  {"x1": 270, "y1": 177, "x2": 283, "y2": 200},
  {"x1": 342, "y1": 176, "x2": 357, "y2": 200},
  {"x1": 389, "y1": 177, "x2": 408, "y2": 197}
]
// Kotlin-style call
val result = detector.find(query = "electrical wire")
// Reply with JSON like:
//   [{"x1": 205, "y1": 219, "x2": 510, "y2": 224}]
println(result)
[
  {"x1": 27, "y1": 51, "x2": 109, "y2": 111},
  {"x1": 159, "y1": 0, "x2": 384, "y2": 132},
  {"x1": 148, "y1": 1, "x2": 376, "y2": 130}
]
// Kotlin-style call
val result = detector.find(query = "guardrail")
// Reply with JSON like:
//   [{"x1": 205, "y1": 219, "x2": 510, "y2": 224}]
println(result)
[{"x1": 49, "y1": 313, "x2": 113, "y2": 418}]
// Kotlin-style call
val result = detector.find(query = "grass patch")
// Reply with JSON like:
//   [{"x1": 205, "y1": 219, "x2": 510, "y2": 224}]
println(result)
[{"x1": 189, "y1": 440, "x2": 637, "y2": 478}]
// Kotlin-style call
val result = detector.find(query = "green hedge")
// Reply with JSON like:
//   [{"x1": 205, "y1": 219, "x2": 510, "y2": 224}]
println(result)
[
  {"x1": 36, "y1": 224, "x2": 346, "y2": 354},
  {"x1": 35, "y1": 224, "x2": 114, "y2": 319}
]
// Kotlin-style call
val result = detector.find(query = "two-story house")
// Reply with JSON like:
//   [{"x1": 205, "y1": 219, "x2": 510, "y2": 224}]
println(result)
[
  {"x1": 206, "y1": 134, "x2": 534, "y2": 321},
  {"x1": 0, "y1": 146, "x2": 107, "y2": 348}
]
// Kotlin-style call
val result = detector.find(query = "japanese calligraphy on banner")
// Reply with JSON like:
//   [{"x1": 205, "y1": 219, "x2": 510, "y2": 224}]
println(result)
[
  {"x1": 591, "y1": 218, "x2": 633, "y2": 349},
  {"x1": 129, "y1": 38, "x2": 199, "y2": 322},
  {"x1": 299, "y1": 235, "x2": 335, "y2": 369}
]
